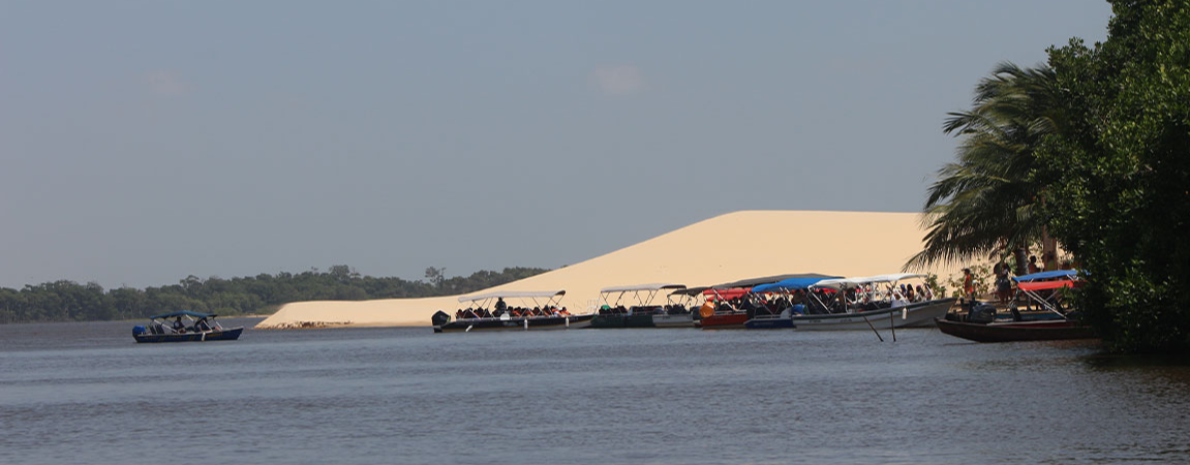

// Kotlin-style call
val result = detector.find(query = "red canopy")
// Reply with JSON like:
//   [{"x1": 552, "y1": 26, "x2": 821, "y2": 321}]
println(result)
[
  {"x1": 703, "y1": 288, "x2": 751, "y2": 300},
  {"x1": 1018, "y1": 280, "x2": 1083, "y2": 292}
]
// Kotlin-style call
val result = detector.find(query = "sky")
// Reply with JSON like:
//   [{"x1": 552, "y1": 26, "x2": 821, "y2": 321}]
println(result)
[{"x1": 0, "y1": 1, "x2": 1113, "y2": 289}]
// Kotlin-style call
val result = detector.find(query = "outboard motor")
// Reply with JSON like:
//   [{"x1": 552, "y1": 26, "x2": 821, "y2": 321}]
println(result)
[
  {"x1": 968, "y1": 303, "x2": 997, "y2": 324},
  {"x1": 431, "y1": 310, "x2": 451, "y2": 327},
  {"x1": 132, "y1": 326, "x2": 147, "y2": 338}
]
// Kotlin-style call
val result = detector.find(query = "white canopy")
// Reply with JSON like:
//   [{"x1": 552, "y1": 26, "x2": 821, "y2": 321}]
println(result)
[
  {"x1": 812, "y1": 273, "x2": 927, "y2": 289},
  {"x1": 867, "y1": 273, "x2": 926, "y2": 283},
  {"x1": 811, "y1": 277, "x2": 877, "y2": 290},
  {"x1": 599, "y1": 283, "x2": 686, "y2": 293},
  {"x1": 458, "y1": 290, "x2": 566, "y2": 303}
]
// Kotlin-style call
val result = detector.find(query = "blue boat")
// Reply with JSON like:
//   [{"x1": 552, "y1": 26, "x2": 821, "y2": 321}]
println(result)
[
  {"x1": 743, "y1": 276, "x2": 842, "y2": 329},
  {"x1": 132, "y1": 311, "x2": 244, "y2": 343}
]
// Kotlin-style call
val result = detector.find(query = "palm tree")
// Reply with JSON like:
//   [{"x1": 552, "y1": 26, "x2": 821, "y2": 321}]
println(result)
[{"x1": 906, "y1": 62, "x2": 1063, "y2": 275}]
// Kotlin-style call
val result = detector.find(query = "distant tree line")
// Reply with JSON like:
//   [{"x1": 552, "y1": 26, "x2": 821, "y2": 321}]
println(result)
[{"x1": 0, "y1": 265, "x2": 549, "y2": 324}]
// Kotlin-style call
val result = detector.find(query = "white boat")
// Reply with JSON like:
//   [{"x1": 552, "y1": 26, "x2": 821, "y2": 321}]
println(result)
[{"x1": 794, "y1": 273, "x2": 956, "y2": 330}]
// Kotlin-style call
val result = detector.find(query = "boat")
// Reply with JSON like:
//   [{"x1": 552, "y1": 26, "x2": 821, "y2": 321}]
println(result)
[
  {"x1": 936, "y1": 269, "x2": 1095, "y2": 343},
  {"x1": 132, "y1": 311, "x2": 244, "y2": 343},
  {"x1": 744, "y1": 276, "x2": 842, "y2": 329},
  {"x1": 591, "y1": 283, "x2": 696, "y2": 328},
  {"x1": 699, "y1": 274, "x2": 835, "y2": 329},
  {"x1": 431, "y1": 290, "x2": 594, "y2": 333},
  {"x1": 792, "y1": 274, "x2": 956, "y2": 330}
]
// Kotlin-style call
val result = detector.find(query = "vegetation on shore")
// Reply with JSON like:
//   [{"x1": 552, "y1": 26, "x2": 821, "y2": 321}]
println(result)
[
  {"x1": 0, "y1": 265, "x2": 549, "y2": 324},
  {"x1": 916, "y1": 0, "x2": 1189, "y2": 353}
]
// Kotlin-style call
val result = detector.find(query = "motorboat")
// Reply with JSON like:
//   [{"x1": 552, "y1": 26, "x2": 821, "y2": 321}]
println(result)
[
  {"x1": 431, "y1": 290, "x2": 593, "y2": 333},
  {"x1": 591, "y1": 283, "x2": 695, "y2": 328},
  {"x1": 699, "y1": 274, "x2": 836, "y2": 329},
  {"x1": 744, "y1": 276, "x2": 842, "y2": 329},
  {"x1": 132, "y1": 311, "x2": 244, "y2": 343},
  {"x1": 793, "y1": 273, "x2": 956, "y2": 330}
]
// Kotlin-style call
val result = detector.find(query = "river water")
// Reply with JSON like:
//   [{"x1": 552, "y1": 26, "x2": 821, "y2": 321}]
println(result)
[{"x1": 2, "y1": 320, "x2": 1188, "y2": 465}]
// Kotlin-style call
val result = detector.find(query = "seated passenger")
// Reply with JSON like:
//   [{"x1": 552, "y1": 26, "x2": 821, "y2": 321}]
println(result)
[{"x1": 172, "y1": 317, "x2": 186, "y2": 334}]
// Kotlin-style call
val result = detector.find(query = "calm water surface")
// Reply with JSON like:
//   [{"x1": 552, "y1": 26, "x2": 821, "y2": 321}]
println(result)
[{"x1": 2, "y1": 320, "x2": 1188, "y2": 465}]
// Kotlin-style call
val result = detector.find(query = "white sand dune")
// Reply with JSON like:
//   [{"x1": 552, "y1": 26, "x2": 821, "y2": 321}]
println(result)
[{"x1": 258, "y1": 210, "x2": 958, "y2": 329}]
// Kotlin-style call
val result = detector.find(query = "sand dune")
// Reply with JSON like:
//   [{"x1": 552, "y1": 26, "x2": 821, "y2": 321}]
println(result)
[{"x1": 258, "y1": 210, "x2": 958, "y2": 328}]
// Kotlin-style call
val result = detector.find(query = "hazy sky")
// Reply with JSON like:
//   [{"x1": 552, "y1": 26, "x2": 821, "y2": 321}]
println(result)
[{"x1": 1, "y1": 1, "x2": 1112, "y2": 288}]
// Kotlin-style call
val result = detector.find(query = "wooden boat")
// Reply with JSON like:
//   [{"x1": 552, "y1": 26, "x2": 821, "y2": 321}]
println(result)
[
  {"x1": 133, "y1": 311, "x2": 243, "y2": 343},
  {"x1": 794, "y1": 273, "x2": 955, "y2": 330},
  {"x1": 591, "y1": 283, "x2": 695, "y2": 328},
  {"x1": 935, "y1": 317, "x2": 1094, "y2": 342},
  {"x1": 935, "y1": 270, "x2": 1096, "y2": 343},
  {"x1": 432, "y1": 290, "x2": 594, "y2": 333}
]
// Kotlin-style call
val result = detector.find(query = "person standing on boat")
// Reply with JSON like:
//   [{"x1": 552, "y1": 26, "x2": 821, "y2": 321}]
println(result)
[
  {"x1": 962, "y1": 268, "x2": 975, "y2": 301},
  {"x1": 495, "y1": 297, "x2": 507, "y2": 313}
]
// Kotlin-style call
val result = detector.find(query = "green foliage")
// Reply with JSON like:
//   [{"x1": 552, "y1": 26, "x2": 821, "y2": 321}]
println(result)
[
  {"x1": 924, "y1": 273, "x2": 946, "y2": 299},
  {"x1": 0, "y1": 265, "x2": 550, "y2": 324},
  {"x1": 907, "y1": 63, "x2": 1062, "y2": 275},
  {"x1": 943, "y1": 263, "x2": 993, "y2": 299},
  {"x1": 1040, "y1": 0, "x2": 1190, "y2": 353}
]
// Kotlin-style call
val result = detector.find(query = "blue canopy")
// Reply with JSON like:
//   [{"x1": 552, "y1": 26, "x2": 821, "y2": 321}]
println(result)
[
  {"x1": 1012, "y1": 269, "x2": 1081, "y2": 282},
  {"x1": 751, "y1": 276, "x2": 842, "y2": 294},
  {"x1": 149, "y1": 310, "x2": 216, "y2": 320}
]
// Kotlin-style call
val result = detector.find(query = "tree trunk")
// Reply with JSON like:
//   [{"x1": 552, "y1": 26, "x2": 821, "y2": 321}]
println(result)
[{"x1": 1014, "y1": 247, "x2": 1029, "y2": 276}]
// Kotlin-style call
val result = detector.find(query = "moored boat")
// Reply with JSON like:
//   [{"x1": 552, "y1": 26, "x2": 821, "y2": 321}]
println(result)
[
  {"x1": 591, "y1": 283, "x2": 694, "y2": 329},
  {"x1": 431, "y1": 290, "x2": 594, "y2": 333},
  {"x1": 744, "y1": 276, "x2": 842, "y2": 329},
  {"x1": 936, "y1": 269, "x2": 1095, "y2": 343},
  {"x1": 700, "y1": 274, "x2": 835, "y2": 329},
  {"x1": 132, "y1": 311, "x2": 244, "y2": 343},
  {"x1": 794, "y1": 274, "x2": 955, "y2": 330}
]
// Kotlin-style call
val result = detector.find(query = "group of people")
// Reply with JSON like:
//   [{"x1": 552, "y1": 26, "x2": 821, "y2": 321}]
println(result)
[
  {"x1": 962, "y1": 253, "x2": 1075, "y2": 304},
  {"x1": 707, "y1": 284, "x2": 938, "y2": 317},
  {"x1": 148, "y1": 316, "x2": 217, "y2": 335},
  {"x1": 596, "y1": 304, "x2": 691, "y2": 316},
  {"x1": 455, "y1": 306, "x2": 570, "y2": 320}
]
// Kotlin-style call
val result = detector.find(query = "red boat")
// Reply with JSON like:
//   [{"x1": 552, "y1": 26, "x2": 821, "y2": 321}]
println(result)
[{"x1": 699, "y1": 308, "x2": 750, "y2": 329}]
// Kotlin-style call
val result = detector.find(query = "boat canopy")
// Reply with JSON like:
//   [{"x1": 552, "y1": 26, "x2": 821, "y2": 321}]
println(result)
[
  {"x1": 1017, "y1": 280, "x2": 1083, "y2": 292},
  {"x1": 150, "y1": 310, "x2": 216, "y2": 320},
  {"x1": 670, "y1": 286, "x2": 711, "y2": 297},
  {"x1": 712, "y1": 273, "x2": 834, "y2": 290},
  {"x1": 812, "y1": 273, "x2": 928, "y2": 290},
  {"x1": 1013, "y1": 269, "x2": 1081, "y2": 282},
  {"x1": 811, "y1": 277, "x2": 879, "y2": 290},
  {"x1": 867, "y1": 273, "x2": 927, "y2": 283},
  {"x1": 703, "y1": 288, "x2": 751, "y2": 300},
  {"x1": 458, "y1": 290, "x2": 566, "y2": 303},
  {"x1": 751, "y1": 276, "x2": 843, "y2": 294},
  {"x1": 600, "y1": 283, "x2": 686, "y2": 293}
]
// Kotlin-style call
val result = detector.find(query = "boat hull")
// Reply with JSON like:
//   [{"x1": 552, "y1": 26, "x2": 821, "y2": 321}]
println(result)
[
  {"x1": 935, "y1": 317, "x2": 1096, "y2": 343},
  {"x1": 591, "y1": 313, "x2": 696, "y2": 329},
  {"x1": 591, "y1": 313, "x2": 655, "y2": 328},
  {"x1": 744, "y1": 316, "x2": 795, "y2": 329},
  {"x1": 700, "y1": 313, "x2": 748, "y2": 329},
  {"x1": 652, "y1": 313, "x2": 696, "y2": 328},
  {"x1": 434, "y1": 314, "x2": 595, "y2": 333},
  {"x1": 792, "y1": 299, "x2": 956, "y2": 330},
  {"x1": 134, "y1": 327, "x2": 243, "y2": 343}
]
